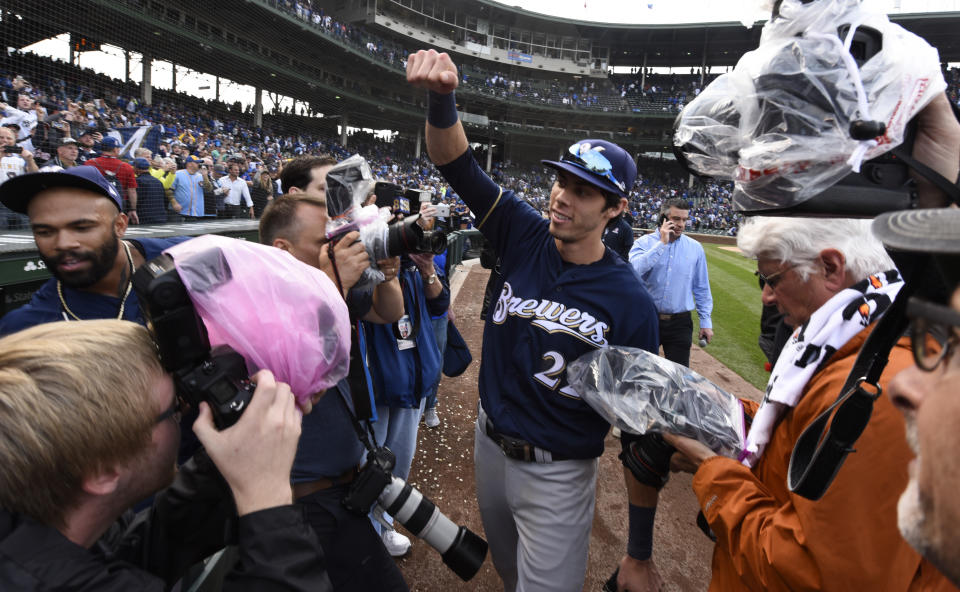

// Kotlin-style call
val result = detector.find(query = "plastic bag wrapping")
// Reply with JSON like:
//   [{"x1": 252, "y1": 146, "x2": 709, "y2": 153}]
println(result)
[
  {"x1": 165, "y1": 235, "x2": 350, "y2": 405},
  {"x1": 325, "y1": 154, "x2": 375, "y2": 219},
  {"x1": 674, "y1": 0, "x2": 945, "y2": 211},
  {"x1": 324, "y1": 155, "x2": 392, "y2": 293},
  {"x1": 567, "y1": 347, "x2": 746, "y2": 459}
]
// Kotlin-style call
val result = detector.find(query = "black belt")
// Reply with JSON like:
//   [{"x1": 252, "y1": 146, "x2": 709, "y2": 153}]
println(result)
[
  {"x1": 484, "y1": 418, "x2": 569, "y2": 462},
  {"x1": 657, "y1": 311, "x2": 691, "y2": 321},
  {"x1": 291, "y1": 467, "x2": 358, "y2": 499}
]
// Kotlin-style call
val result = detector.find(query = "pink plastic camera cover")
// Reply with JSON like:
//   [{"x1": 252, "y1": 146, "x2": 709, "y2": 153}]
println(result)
[{"x1": 165, "y1": 235, "x2": 350, "y2": 404}]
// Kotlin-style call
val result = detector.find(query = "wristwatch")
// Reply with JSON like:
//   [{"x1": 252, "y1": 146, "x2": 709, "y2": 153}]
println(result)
[{"x1": 424, "y1": 273, "x2": 437, "y2": 285}]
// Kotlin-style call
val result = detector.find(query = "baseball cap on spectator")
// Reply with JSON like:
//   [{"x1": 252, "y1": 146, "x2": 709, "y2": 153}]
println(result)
[
  {"x1": 3, "y1": 123, "x2": 20, "y2": 132},
  {"x1": 78, "y1": 128, "x2": 94, "y2": 137},
  {"x1": 185, "y1": 155, "x2": 203, "y2": 164},
  {"x1": 133, "y1": 157, "x2": 151, "y2": 170},
  {"x1": 59, "y1": 137, "x2": 78, "y2": 146},
  {"x1": 542, "y1": 139, "x2": 637, "y2": 198},
  {"x1": 0, "y1": 166, "x2": 123, "y2": 214},
  {"x1": 101, "y1": 136, "x2": 121, "y2": 150},
  {"x1": 214, "y1": 164, "x2": 227, "y2": 174}
]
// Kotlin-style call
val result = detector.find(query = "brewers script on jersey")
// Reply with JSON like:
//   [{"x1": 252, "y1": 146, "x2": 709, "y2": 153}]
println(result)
[{"x1": 436, "y1": 149, "x2": 658, "y2": 459}]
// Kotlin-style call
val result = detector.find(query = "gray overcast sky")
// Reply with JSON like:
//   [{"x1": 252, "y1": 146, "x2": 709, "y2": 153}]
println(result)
[{"x1": 490, "y1": 0, "x2": 960, "y2": 24}]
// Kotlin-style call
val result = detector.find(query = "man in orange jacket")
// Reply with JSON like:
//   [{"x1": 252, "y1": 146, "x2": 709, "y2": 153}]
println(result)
[{"x1": 655, "y1": 216, "x2": 955, "y2": 591}]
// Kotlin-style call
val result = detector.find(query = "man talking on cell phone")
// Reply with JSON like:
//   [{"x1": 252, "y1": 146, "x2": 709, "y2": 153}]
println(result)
[{"x1": 628, "y1": 198, "x2": 714, "y2": 367}]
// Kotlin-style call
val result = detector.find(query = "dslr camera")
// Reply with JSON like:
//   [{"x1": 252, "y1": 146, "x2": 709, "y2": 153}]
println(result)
[
  {"x1": 133, "y1": 250, "x2": 254, "y2": 429},
  {"x1": 372, "y1": 181, "x2": 448, "y2": 251},
  {"x1": 324, "y1": 156, "x2": 447, "y2": 273}
]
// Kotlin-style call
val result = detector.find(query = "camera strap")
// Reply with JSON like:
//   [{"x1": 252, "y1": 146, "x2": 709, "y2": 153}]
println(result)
[
  {"x1": 889, "y1": 145, "x2": 960, "y2": 207},
  {"x1": 787, "y1": 256, "x2": 925, "y2": 500}
]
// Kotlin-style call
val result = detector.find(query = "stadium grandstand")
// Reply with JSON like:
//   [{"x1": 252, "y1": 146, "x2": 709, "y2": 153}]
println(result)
[
  {"x1": 3, "y1": 2, "x2": 960, "y2": 590},
  {"x1": 1, "y1": 0, "x2": 959, "y2": 280}
]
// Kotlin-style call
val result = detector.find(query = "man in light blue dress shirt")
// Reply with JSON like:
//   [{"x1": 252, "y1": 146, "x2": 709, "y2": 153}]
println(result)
[
  {"x1": 170, "y1": 155, "x2": 209, "y2": 220},
  {"x1": 628, "y1": 198, "x2": 714, "y2": 366}
]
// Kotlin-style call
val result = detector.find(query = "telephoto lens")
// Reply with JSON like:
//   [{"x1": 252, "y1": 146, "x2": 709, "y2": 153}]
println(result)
[
  {"x1": 385, "y1": 216, "x2": 448, "y2": 257},
  {"x1": 378, "y1": 476, "x2": 488, "y2": 581}
]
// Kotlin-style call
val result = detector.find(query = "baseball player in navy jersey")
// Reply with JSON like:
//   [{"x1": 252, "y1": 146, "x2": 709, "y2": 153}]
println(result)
[{"x1": 408, "y1": 50, "x2": 663, "y2": 592}]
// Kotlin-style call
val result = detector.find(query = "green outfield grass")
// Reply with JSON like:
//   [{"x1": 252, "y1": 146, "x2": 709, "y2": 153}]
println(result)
[{"x1": 691, "y1": 243, "x2": 770, "y2": 391}]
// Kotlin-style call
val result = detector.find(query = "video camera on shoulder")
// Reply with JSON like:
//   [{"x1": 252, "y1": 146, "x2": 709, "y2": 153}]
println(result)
[
  {"x1": 133, "y1": 252, "x2": 254, "y2": 429},
  {"x1": 672, "y1": 0, "x2": 955, "y2": 218}
]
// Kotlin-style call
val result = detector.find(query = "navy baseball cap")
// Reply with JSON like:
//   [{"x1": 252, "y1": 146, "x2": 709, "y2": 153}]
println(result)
[
  {"x1": 542, "y1": 139, "x2": 637, "y2": 198},
  {"x1": 0, "y1": 166, "x2": 124, "y2": 214},
  {"x1": 132, "y1": 157, "x2": 151, "y2": 170},
  {"x1": 185, "y1": 155, "x2": 202, "y2": 164},
  {"x1": 101, "y1": 136, "x2": 121, "y2": 149}
]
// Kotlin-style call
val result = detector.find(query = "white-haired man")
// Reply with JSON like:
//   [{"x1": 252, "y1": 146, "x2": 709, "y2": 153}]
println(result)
[{"x1": 655, "y1": 217, "x2": 953, "y2": 591}]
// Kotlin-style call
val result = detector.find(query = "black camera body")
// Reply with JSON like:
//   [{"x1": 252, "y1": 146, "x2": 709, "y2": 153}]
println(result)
[
  {"x1": 673, "y1": 12, "x2": 928, "y2": 219},
  {"x1": 342, "y1": 446, "x2": 395, "y2": 514},
  {"x1": 2, "y1": 145, "x2": 22, "y2": 154},
  {"x1": 327, "y1": 177, "x2": 447, "y2": 259},
  {"x1": 133, "y1": 252, "x2": 254, "y2": 429}
]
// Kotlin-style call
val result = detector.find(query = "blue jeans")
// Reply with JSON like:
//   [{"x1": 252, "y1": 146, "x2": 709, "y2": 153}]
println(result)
[
  {"x1": 423, "y1": 315, "x2": 449, "y2": 411},
  {"x1": 369, "y1": 398, "x2": 426, "y2": 532}
]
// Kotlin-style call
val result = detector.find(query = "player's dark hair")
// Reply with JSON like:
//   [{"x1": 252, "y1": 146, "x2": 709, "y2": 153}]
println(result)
[
  {"x1": 278, "y1": 154, "x2": 336, "y2": 192},
  {"x1": 601, "y1": 190, "x2": 621, "y2": 211}
]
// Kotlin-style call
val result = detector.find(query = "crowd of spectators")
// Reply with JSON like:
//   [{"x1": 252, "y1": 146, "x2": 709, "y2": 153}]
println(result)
[
  {"x1": 263, "y1": 0, "x2": 697, "y2": 113},
  {"x1": 4, "y1": 48, "x2": 960, "y2": 235}
]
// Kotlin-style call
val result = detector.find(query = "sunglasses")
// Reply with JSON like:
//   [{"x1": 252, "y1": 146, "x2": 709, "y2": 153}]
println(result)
[
  {"x1": 907, "y1": 297, "x2": 960, "y2": 372},
  {"x1": 560, "y1": 142, "x2": 626, "y2": 194},
  {"x1": 754, "y1": 263, "x2": 797, "y2": 290}
]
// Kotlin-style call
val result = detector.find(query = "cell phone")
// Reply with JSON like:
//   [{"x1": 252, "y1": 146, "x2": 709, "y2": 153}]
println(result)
[
  {"x1": 3, "y1": 146, "x2": 22, "y2": 154},
  {"x1": 434, "y1": 204, "x2": 450, "y2": 217}
]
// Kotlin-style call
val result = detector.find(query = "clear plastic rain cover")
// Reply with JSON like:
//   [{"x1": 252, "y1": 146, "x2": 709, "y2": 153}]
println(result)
[
  {"x1": 568, "y1": 346, "x2": 747, "y2": 459},
  {"x1": 673, "y1": 0, "x2": 945, "y2": 212}
]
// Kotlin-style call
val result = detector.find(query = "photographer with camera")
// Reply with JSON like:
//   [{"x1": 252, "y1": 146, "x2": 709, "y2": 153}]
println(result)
[
  {"x1": 0, "y1": 319, "x2": 332, "y2": 591},
  {"x1": 358, "y1": 198, "x2": 448, "y2": 556},
  {"x1": 408, "y1": 49, "x2": 660, "y2": 592},
  {"x1": 260, "y1": 189, "x2": 409, "y2": 591},
  {"x1": 630, "y1": 218, "x2": 954, "y2": 592},
  {"x1": 76, "y1": 129, "x2": 103, "y2": 163}
]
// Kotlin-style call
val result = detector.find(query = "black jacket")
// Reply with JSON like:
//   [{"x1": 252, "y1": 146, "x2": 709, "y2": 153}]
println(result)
[
  {"x1": 0, "y1": 453, "x2": 331, "y2": 591},
  {"x1": 602, "y1": 215, "x2": 635, "y2": 262}
]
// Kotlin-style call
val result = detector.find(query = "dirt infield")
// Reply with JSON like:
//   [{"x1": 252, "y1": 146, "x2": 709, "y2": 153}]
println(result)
[{"x1": 396, "y1": 263, "x2": 763, "y2": 591}]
